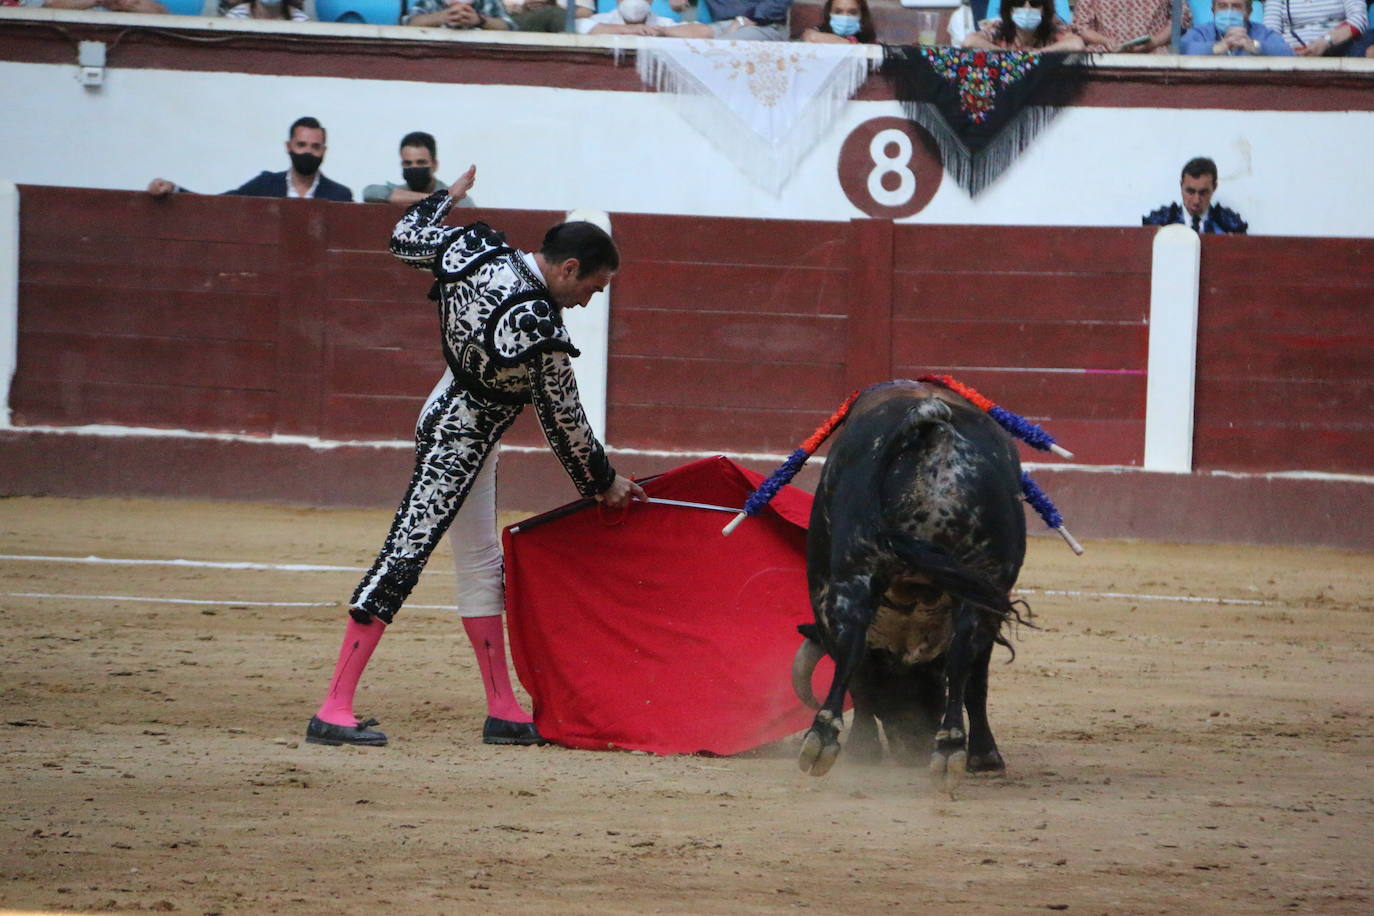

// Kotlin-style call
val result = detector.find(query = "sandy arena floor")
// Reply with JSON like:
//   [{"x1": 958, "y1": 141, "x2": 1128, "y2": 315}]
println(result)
[{"x1": 0, "y1": 496, "x2": 1371, "y2": 915}]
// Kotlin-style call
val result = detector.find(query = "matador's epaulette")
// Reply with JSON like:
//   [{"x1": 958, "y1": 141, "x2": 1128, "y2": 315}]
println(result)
[{"x1": 435, "y1": 222, "x2": 514, "y2": 283}]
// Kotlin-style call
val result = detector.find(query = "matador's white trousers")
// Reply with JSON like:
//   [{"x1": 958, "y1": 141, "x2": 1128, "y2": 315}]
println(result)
[
  {"x1": 428, "y1": 369, "x2": 505, "y2": 620},
  {"x1": 447, "y1": 436, "x2": 504, "y2": 619}
]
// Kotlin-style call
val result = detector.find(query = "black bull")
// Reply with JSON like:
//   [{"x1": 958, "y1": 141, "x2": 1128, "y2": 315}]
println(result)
[{"x1": 793, "y1": 381, "x2": 1028, "y2": 791}]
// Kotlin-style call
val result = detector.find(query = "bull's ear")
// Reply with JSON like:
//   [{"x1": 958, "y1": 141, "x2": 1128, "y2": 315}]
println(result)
[{"x1": 797, "y1": 623, "x2": 823, "y2": 643}]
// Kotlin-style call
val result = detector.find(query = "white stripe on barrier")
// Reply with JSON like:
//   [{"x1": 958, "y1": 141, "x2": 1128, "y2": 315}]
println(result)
[
  {"x1": 6, "y1": 424, "x2": 1374, "y2": 485},
  {"x1": 1017, "y1": 587, "x2": 1272, "y2": 606},
  {"x1": 8, "y1": 592, "x2": 337, "y2": 608},
  {"x1": 0, "y1": 550, "x2": 1277, "y2": 609},
  {"x1": 0, "y1": 553, "x2": 366, "y2": 572},
  {"x1": 5, "y1": 591, "x2": 458, "y2": 611}
]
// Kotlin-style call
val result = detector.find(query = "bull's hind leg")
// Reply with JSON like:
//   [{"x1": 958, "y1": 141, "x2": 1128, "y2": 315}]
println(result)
[
  {"x1": 964, "y1": 641, "x2": 1005, "y2": 774},
  {"x1": 799, "y1": 580, "x2": 873, "y2": 777},
  {"x1": 929, "y1": 603, "x2": 991, "y2": 796}
]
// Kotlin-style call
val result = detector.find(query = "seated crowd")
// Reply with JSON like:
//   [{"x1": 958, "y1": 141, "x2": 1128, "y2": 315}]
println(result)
[
  {"x1": 10, "y1": 0, "x2": 1372, "y2": 55},
  {"x1": 961, "y1": 0, "x2": 1371, "y2": 56}
]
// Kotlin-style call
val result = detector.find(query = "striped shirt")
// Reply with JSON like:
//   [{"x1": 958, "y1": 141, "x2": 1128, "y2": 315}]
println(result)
[{"x1": 1263, "y1": 0, "x2": 1367, "y2": 49}]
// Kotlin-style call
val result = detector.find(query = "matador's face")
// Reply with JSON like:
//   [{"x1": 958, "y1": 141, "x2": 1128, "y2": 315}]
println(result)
[{"x1": 549, "y1": 261, "x2": 614, "y2": 309}]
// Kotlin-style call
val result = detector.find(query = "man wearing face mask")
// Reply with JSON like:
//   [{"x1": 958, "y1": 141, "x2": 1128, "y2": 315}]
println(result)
[
  {"x1": 1179, "y1": 0, "x2": 1293, "y2": 54},
  {"x1": 577, "y1": 0, "x2": 676, "y2": 33},
  {"x1": 362, "y1": 131, "x2": 477, "y2": 208},
  {"x1": 147, "y1": 116, "x2": 353, "y2": 202}
]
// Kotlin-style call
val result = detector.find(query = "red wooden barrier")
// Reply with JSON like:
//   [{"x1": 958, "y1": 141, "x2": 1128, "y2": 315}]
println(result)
[
  {"x1": 1193, "y1": 235, "x2": 1374, "y2": 473},
  {"x1": 10, "y1": 186, "x2": 1371, "y2": 477}
]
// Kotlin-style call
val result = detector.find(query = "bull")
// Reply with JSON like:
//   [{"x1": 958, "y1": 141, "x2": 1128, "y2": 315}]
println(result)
[{"x1": 793, "y1": 379, "x2": 1028, "y2": 793}]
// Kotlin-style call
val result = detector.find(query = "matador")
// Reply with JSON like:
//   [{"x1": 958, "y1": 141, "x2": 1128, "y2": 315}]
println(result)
[{"x1": 306, "y1": 166, "x2": 645, "y2": 748}]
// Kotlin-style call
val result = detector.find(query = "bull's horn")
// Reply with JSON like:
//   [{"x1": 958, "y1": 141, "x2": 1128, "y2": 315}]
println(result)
[{"x1": 791, "y1": 639, "x2": 824, "y2": 710}]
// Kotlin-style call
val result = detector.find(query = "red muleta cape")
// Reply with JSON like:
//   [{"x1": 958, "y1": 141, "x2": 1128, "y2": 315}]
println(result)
[{"x1": 502, "y1": 456, "x2": 836, "y2": 755}]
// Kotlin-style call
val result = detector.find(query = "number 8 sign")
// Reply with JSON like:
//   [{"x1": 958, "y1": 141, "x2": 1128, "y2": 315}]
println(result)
[{"x1": 837, "y1": 116, "x2": 943, "y2": 219}]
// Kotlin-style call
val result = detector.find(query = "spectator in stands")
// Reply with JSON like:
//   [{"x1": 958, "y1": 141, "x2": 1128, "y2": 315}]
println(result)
[
  {"x1": 962, "y1": 0, "x2": 1085, "y2": 49},
  {"x1": 223, "y1": 0, "x2": 312, "y2": 20},
  {"x1": 1072, "y1": 0, "x2": 1174, "y2": 52},
  {"x1": 983, "y1": 0, "x2": 1072, "y2": 27},
  {"x1": 799, "y1": 0, "x2": 877, "y2": 43},
  {"x1": 1263, "y1": 0, "x2": 1366, "y2": 54},
  {"x1": 11, "y1": 0, "x2": 167, "y2": 10},
  {"x1": 1352, "y1": 8, "x2": 1374, "y2": 53},
  {"x1": 1181, "y1": 0, "x2": 1293, "y2": 53},
  {"x1": 577, "y1": 0, "x2": 678, "y2": 33},
  {"x1": 404, "y1": 0, "x2": 515, "y2": 29},
  {"x1": 147, "y1": 116, "x2": 354, "y2": 202},
  {"x1": 1142, "y1": 156, "x2": 1248, "y2": 234},
  {"x1": 363, "y1": 131, "x2": 477, "y2": 208},
  {"x1": 661, "y1": 0, "x2": 793, "y2": 40},
  {"x1": 507, "y1": 0, "x2": 592, "y2": 31}
]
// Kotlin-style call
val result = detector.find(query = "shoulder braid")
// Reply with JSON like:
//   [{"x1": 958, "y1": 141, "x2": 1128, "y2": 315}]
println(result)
[{"x1": 434, "y1": 222, "x2": 514, "y2": 282}]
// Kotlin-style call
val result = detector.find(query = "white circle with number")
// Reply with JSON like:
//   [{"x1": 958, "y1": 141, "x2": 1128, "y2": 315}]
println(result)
[{"x1": 838, "y1": 117, "x2": 942, "y2": 219}]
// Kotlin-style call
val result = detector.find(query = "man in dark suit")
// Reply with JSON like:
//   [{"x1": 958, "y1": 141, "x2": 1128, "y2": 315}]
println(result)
[
  {"x1": 1142, "y1": 156, "x2": 1247, "y2": 235},
  {"x1": 147, "y1": 116, "x2": 353, "y2": 201}
]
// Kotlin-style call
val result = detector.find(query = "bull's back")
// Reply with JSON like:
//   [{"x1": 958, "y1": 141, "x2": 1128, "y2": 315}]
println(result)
[{"x1": 808, "y1": 382, "x2": 1025, "y2": 594}]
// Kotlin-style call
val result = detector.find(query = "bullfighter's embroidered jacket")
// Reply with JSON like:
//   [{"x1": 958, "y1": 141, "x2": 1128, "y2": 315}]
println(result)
[
  {"x1": 1141, "y1": 201, "x2": 1249, "y2": 235},
  {"x1": 390, "y1": 190, "x2": 615, "y2": 498}
]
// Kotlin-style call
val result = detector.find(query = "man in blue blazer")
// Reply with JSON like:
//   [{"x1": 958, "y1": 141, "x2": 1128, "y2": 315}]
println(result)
[
  {"x1": 1180, "y1": 0, "x2": 1293, "y2": 56},
  {"x1": 147, "y1": 116, "x2": 353, "y2": 201}
]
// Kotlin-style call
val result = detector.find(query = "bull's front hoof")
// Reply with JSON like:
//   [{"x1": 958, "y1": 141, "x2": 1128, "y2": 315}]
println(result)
[
  {"x1": 966, "y1": 749, "x2": 1006, "y2": 775},
  {"x1": 799, "y1": 728, "x2": 841, "y2": 777},
  {"x1": 929, "y1": 728, "x2": 968, "y2": 798},
  {"x1": 799, "y1": 710, "x2": 844, "y2": 777}
]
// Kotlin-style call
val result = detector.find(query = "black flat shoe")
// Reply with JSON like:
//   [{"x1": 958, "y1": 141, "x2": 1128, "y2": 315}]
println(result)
[
  {"x1": 482, "y1": 716, "x2": 546, "y2": 746},
  {"x1": 305, "y1": 715, "x2": 388, "y2": 747}
]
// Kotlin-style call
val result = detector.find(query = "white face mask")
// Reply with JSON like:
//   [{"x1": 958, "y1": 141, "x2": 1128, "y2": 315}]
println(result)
[
  {"x1": 619, "y1": 0, "x2": 651, "y2": 22},
  {"x1": 1011, "y1": 7, "x2": 1042, "y2": 30}
]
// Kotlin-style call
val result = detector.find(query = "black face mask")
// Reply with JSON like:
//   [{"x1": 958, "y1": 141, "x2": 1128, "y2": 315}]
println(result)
[
  {"x1": 402, "y1": 167, "x2": 433, "y2": 192},
  {"x1": 290, "y1": 152, "x2": 323, "y2": 176}
]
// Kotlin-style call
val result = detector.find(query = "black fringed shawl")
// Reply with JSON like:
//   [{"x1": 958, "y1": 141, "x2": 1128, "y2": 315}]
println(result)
[{"x1": 881, "y1": 45, "x2": 1091, "y2": 197}]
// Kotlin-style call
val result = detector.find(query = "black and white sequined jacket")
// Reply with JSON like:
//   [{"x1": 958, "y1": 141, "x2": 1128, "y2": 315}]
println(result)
[{"x1": 390, "y1": 190, "x2": 616, "y2": 498}]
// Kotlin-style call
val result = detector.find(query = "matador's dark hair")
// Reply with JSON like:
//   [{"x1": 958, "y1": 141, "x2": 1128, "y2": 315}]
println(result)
[{"x1": 540, "y1": 221, "x2": 620, "y2": 278}]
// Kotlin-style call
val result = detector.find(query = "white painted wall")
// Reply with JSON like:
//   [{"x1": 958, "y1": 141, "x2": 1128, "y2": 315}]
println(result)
[{"x1": 1, "y1": 55, "x2": 1372, "y2": 236}]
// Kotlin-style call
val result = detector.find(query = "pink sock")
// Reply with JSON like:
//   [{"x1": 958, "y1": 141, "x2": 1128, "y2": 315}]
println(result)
[
  {"x1": 315, "y1": 616, "x2": 386, "y2": 727},
  {"x1": 462, "y1": 615, "x2": 531, "y2": 723}
]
